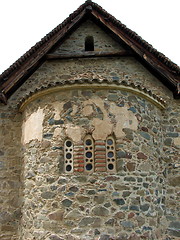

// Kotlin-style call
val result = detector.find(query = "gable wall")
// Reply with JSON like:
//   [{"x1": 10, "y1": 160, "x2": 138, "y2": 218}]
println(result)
[
  {"x1": 0, "y1": 20, "x2": 179, "y2": 240},
  {"x1": 53, "y1": 20, "x2": 125, "y2": 54}
]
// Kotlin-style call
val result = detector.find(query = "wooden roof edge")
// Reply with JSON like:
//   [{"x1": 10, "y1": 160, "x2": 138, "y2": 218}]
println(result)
[
  {"x1": 0, "y1": 1, "x2": 90, "y2": 84},
  {"x1": 0, "y1": 0, "x2": 179, "y2": 101}
]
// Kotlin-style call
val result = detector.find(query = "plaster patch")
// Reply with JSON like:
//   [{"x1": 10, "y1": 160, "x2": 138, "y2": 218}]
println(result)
[
  {"x1": 92, "y1": 118, "x2": 112, "y2": 140},
  {"x1": 65, "y1": 124, "x2": 83, "y2": 143},
  {"x1": 174, "y1": 137, "x2": 180, "y2": 146},
  {"x1": 72, "y1": 104, "x2": 78, "y2": 116},
  {"x1": 52, "y1": 101, "x2": 64, "y2": 120},
  {"x1": 22, "y1": 108, "x2": 44, "y2": 144},
  {"x1": 110, "y1": 103, "x2": 138, "y2": 138},
  {"x1": 82, "y1": 105, "x2": 94, "y2": 116},
  {"x1": 53, "y1": 127, "x2": 63, "y2": 138},
  {"x1": 83, "y1": 96, "x2": 113, "y2": 139}
]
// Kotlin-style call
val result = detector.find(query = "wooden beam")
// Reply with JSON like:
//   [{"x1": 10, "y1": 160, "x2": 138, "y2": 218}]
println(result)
[
  {"x1": 46, "y1": 50, "x2": 133, "y2": 60},
  {"x1": 0, "y1": 91, "x2": 7, "y2": 104}
]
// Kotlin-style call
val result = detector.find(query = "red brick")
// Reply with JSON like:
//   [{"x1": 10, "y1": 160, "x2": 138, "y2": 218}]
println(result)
[
  {"x1": 95, "y1": 151, "x2": 106, "y2": 155},
  {"x1": 95, "y1": 159, "x2": 106, "y2": 163},
  {"x1": 95, "y1": 167, "x2": 106, "y2": 172},
  {"x1": 74, "y1": 155, "x2": 84, "y2": 159},
  {"x1": 74, "y1": 160, "x2": 84, "y2": 163},
  {"x1": 74, "y1": 164, "x2": 84, "y2": 168},
  {"x1": 95, "y1": 155, "x2": 106, "y2": 159},
  {"x1": 95, "y1": 163, "x2": 106, "y2": 167},
  {"x1": 74, "y1": 168, "x2": 84, "y2": 172},
  {"x1": 95, "y1": 142, "x2": 105, "y2": 146}
]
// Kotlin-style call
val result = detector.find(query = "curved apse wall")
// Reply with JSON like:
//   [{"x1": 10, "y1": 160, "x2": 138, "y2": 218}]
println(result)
[{"x1": 20, "y1": 87, "x2": 166, "y2": 240}]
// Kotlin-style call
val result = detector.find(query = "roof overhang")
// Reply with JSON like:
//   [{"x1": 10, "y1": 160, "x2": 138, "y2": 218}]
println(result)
[{"x1": 0, "y1": 0, "x2": 179, "y2": 104}]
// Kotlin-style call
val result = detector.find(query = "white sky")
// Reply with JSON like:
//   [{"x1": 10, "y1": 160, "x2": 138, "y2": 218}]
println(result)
[{"x1": 0, "y1": 0, "x2": 179, "y2": 75}]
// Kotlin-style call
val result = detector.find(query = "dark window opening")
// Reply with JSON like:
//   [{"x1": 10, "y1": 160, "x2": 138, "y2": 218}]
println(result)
[
  {"x1": 86, "y1": 163, "x2": 93, "y2": 171},
  {"x1": 66, "y1": 165, "x2": 72, "y2": 172},
  {"x1": 108, "y1": 163, "x2": 114, "y2": 170},
  {"x1": 85, "y1": 36, "x2": 94, "y2": 51}
]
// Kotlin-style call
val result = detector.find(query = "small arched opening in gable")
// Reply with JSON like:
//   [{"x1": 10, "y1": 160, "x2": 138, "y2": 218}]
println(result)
[{"x1": 85, "y1": 36, "x2": 94, "y2": 51}]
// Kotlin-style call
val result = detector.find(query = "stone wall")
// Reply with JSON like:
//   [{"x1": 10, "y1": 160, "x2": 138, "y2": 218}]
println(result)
[
  {"x1": 0, "y1": 19, "x2": 179, "y2": 240},
  {"x1": 19, "y1": 87, "x2": 178, "y2": 240},
  {"x1": 161, "y1": 101, "x2": 180, "y2": 238},
  {"x1": 0, "y1": 105, "x2": 22, "y2": 240},
  {"x1": 53, "y1": 20, "x2": 125, "y2": 54}
]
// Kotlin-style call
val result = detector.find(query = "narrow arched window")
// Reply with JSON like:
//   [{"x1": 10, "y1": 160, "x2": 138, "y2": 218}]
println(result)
[
  {"x1": 64, "y1": 139, "x2": 73, "y2": 173},
  {"x1": 106, "y1": 136, "x2": 116, "y2": 172},
  {"x1": 84, "y1": 135, "x2": 94, "y2": 172},
  {"x1": 85, "y1": 36, "x2": 94, "y2": 51}
]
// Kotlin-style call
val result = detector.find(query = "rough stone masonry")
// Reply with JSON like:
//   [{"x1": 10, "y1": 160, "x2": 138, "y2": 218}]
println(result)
[{"x1": 0, "y1": 8, "x2": 179, "y2": 240}]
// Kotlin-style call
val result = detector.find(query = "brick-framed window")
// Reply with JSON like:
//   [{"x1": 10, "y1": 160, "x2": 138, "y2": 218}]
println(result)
[
  {"x1": 84, "y1": 135, "x2": 94, "y2": 172},
  {"x1": 64, "y1": 139, "x2": 74, "y2": 173},
  {"x1": 64, "y1": 135, "x2": 116, "y2": 173},
  {"x1": 106, "y1": 136, "x2": 116, "y2": 172}
]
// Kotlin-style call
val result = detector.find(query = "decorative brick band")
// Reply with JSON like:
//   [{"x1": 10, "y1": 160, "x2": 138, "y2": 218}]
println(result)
[
  {"x1": 73, "y1": 143, "x2": 84, "y2": 172},
  {"x1": 95, "y1": 140, "x2": 106, "y2": 172},
  {"x1": 84, "y1": 135, "x2": 94, "y2": 173},
  {"x1": 64, "y1": 136, "x2": 116, "y2": 173}
]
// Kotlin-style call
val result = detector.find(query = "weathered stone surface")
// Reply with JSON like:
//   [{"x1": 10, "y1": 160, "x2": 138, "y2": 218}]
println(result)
[
  {"x1": 41, "y1": 191, "x2": 56, "y2": 199},
  {"x1": 99, "y1": 235, "x2": 111, "y2": 240},
  {"x1": 140, "y1": 204, "x2": 150, "y2": 212},
  {"x1": 168, "y1": 221, "x2": 180, "y2": 237},
  {"x1": 117, "y1": 232, "x2": 128, "y2": 240},
  {"x1": 124, "y1": 177, "x2": 136, "y2": 182},
  {"x1": 62, "y1": 199, "x2": 73, "y2": 207},
  {"x1": 65, "y1": 210, "x2": 82, "y2": 219},
  {"x1": 74, "y1": 176, "x2": 87, "y2": 182},
  {"x1": 139, "y1": 131, "x2": 150, "y2": 140},
  {"x1": 41, "y1": 140, "x2": 51, "y2": 148},
  {"x1": 113, "y1": 184, "x2": 130, "y2": 191},
  {"x1": 77, "y1": 195, "x2": 90, "y2": 203},
  {"x1": 69, "y1": 186, "x2": 79, "y2": 192},
  {"x1": 117, "y1": 151, "x2": 132, "y2": 159},
  {"x1": 92, "y1": 206, "x2": 109, "y2": 216},
  {"x1": 94, "y1": 229, "x2": 100, "y2": 235},
  {"x1": 121, "y1": 221, "x2": 134, "y2": 228},
  {"x1": 169, "y1": 176, "x2": 180, "y2": 187},
  {"x1": 129, "y1": 205, "x2": 139, "y2": 211},
  {"x1": 87, "y1": 190, "x2": 96, "y2": 195},
  {"x1": 40, "y1": 156, "x2": 51, "y2": 163},
  {"x1": 122, "y1": 191, "x2": 131, "y2": 198},
  {"x1": 49, "y1": 235, "x2": 63, "y2": 240},
  {"x1": 113, "y1": 198, "x2": 125, "y2": 205},
  {"x1": 126, "y1": 162, "x2": 136, "y2": 171},
  {"x1": 0, "y1": 161, "x2": 5, "y2": 170},
  {"x1": 105, "y1": 218, "x2": 114, "y2": 226},
  {"x1": 0, "y1": 151, "x2": 4, "y2": 156},
  {"x1": 108, "y1": 94, "x2": 118, "y2": 101},
  {"x1": 164, "y1": 138, "x2": 173, "y2": 146},
  {"x1": 104, "y1": 176, "x2": 119, "y2": 182},
  {"x1": 114, "y1": 211, "x2": 125, "y2": 219},
  {"x1": 137, "y1": 152, "x2": 148, "y2": 160},
  {"x1": 79, "y1": 217, "x2": 94, "y2": 227},
  {"x1": 94, "y1": 195, "x2": 105, "y2": 204},
  {"x1": 0, "y1": 211, "x2": 11, "y2": 223},
  {"x1": 48, "y1": 210, "x2": 64, "y2": 221}
]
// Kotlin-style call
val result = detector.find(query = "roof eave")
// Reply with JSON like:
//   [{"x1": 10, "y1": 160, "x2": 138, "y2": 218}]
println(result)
[{"x1": 0, "y1": 0, "x2": 179, "y2": 102}]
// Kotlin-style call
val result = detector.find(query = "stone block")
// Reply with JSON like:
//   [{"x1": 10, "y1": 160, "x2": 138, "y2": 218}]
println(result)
[
  {"x1": 92, "y1": 206, "x2": 109, "y2": 216},
  {"x1": 48, "y1": 210, "x2": 64, "y2": 221}
]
